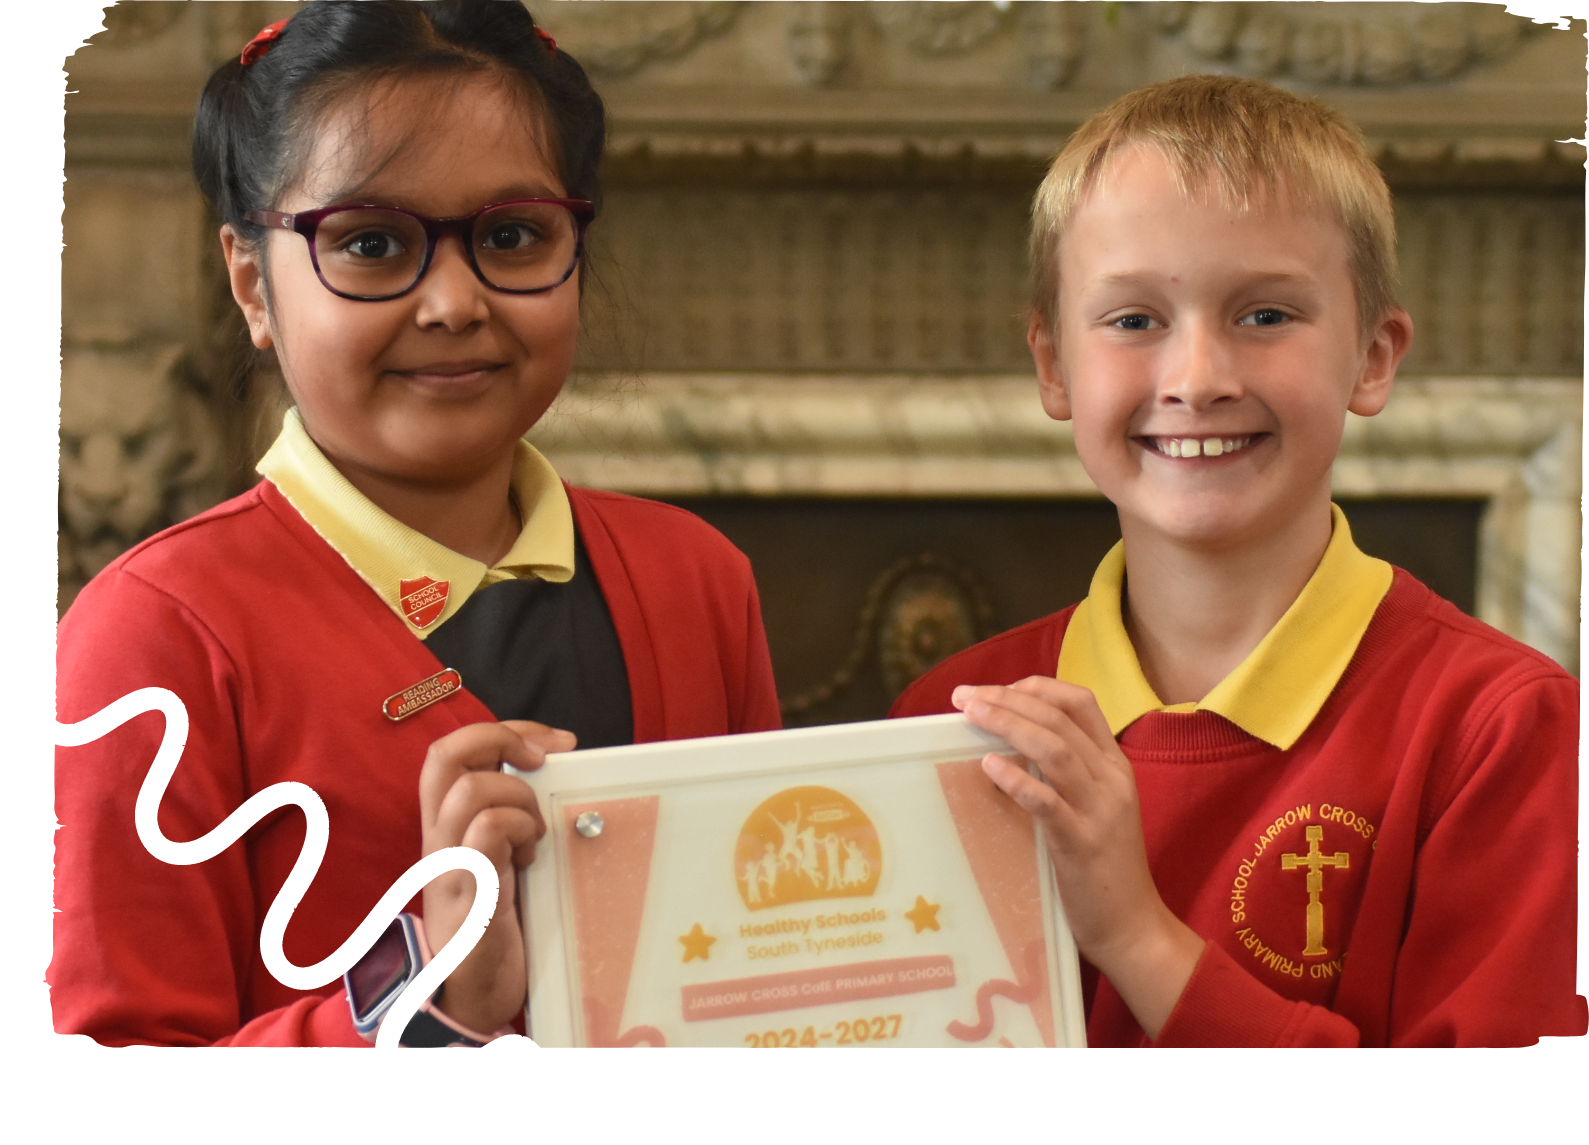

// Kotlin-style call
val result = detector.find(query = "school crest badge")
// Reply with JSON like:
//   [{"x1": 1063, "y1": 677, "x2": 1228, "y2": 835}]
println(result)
[
  {"x1": 399, "y1": 576, "x2": 449, "y2": 629},
  {"x1": 1227, "y1": 801, "x2": 1376, "y2": 985},
  {"x1": 734, "y1": 786, "x2": 881, "y2": 911}
]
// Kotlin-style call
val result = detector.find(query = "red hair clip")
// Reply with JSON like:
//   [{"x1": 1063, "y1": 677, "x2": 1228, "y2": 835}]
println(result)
[
  {"x1": 535, "y1": 27, "x2": 557, "y2": 53},
  {"x1": 240, "y1": 18, "x2": 291, "y2": 67}
]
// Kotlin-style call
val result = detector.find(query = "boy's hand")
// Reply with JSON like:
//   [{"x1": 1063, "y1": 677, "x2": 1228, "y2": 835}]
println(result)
[
  {"x1": 952, "y1": 678, "x2": 1204, "y2": 1040},
  {"x1": 417, "y1": 720, "x2": 576, "y2": 1035}
]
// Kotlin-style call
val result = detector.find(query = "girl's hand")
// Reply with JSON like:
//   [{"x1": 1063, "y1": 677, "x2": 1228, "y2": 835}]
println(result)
[
  {"x1": 417, "y1": 719, "x2": 576, "y2": 1035},
  {"x1": 952, "y1": 678, "x2": 1204, "y2": 1040}
]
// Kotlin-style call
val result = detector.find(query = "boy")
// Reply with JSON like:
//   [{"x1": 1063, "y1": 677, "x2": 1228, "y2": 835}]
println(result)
[{"x1": 892, "y1": 75, "x2": 1584, "y2": 1047}]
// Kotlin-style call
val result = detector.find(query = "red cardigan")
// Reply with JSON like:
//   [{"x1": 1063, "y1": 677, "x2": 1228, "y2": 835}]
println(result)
[
  {"x1": 893, "y1": 570, "x2": 1585, "y2": 1047},
  {"x1": 52, "y1": 480, "x2": 780, "y2": 1046}
]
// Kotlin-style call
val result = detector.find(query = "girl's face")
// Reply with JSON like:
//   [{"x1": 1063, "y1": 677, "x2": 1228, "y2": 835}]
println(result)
[{"x1": 225, "y1": 73, "x2": 581, "y2": 488}]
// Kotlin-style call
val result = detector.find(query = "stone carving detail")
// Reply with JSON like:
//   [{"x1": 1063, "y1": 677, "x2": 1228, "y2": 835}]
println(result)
[
  {"x1": 583, "y1": 187, "x2": 1033, "y2": 374},
  {"x1": 581, "y1": 188, "x2": 1583, "y2": 377},
  {"x1": 878, "y1": 562, "x2": 991, "y2": 697},
  {"x1": 778, "y1": 553, "x2": 993, "y2": 716},
  {"x1": 93, "y1": 1, "x2": 188, "y2": 45},
  {"x1": 1154, "y1": 1, "x2": 1537, "y2": 84},
  {"x1": 59, "y1": 344, "x2": 225, "y2": 609},
  {"x1": 1396, "y1": 195, "x2": 1584, "y2": 376},
  {"x1": 787, "y1": 2, "x2": 853, "y2": 87},
  {"x1": 872, "y1": 2, "x2": 1013, "y2": 56},
  {"x1": 537, "y1": 1, "x2": 743, "y2": 78},
  {"x1": 1020, "y1": 2, "x2": 1089, "y2": 90}
]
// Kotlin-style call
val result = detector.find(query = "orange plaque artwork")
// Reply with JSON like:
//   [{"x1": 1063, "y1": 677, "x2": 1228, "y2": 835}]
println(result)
[
  {"x1": 733, "y1": 786, "x2": 882, "y2": 910},
  {"x1": 515, "y1": 714, "x2": 1087, "y2": 1047}
]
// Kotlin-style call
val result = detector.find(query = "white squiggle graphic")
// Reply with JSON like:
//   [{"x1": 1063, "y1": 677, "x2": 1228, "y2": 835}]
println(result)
[{"x1": 55, "y1": 686, "x2": 509, "y2": 1050}]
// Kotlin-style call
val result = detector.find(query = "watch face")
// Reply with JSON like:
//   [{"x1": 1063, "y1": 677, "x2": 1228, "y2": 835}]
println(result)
[{"x1": 349, "y1": 919, "x2": 414, "y2": 1021}]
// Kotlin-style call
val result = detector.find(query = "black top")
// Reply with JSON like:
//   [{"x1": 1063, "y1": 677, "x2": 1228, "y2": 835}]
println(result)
[{"x1": 423, "y1": 535, "x2": 633, "y2": 749}]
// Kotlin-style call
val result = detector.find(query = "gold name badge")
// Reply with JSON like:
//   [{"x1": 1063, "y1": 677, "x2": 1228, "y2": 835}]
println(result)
[
  {"x1": 382, "y1": 668, "x2": 462, "y2": 721},
  {"x1": 512, "y1": 715, "x2": 1088, "y2": 1047}
]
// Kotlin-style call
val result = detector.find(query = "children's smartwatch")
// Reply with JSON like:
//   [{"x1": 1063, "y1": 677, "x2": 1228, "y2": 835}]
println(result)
[{"x1": 343, "y1": 914, "x2": 505, "y2": 1047}]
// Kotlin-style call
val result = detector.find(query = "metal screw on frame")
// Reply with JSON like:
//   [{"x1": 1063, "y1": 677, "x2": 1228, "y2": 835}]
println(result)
[{"x1": 574, "y1": 811, "x2": 604, "y2": 839}]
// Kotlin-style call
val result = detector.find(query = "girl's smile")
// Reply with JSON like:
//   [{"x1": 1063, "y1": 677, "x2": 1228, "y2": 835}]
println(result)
[{"x1": 389, "y1": 358, "x2": 509, "y2": 391}]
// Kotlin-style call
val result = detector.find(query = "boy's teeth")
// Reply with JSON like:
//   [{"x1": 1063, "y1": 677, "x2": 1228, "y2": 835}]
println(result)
[{"x1": 1155, "y1": 436, "x2": 1250, "y2": 458}]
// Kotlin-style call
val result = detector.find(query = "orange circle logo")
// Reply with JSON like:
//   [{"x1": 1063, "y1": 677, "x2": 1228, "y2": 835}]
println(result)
[{"x1": 734, "y1": 786, "x2": 882, "y2": 911}]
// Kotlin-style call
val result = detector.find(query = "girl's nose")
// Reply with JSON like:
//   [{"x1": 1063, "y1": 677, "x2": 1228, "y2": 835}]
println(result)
[{"x1": 411, "y1": 235, "x2": 490, "y2": 331}]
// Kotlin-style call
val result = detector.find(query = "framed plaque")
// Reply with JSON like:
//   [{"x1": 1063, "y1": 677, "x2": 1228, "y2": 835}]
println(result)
[{"x1": 510, "y1": 713, "x2": 1087, "y2": 1047}]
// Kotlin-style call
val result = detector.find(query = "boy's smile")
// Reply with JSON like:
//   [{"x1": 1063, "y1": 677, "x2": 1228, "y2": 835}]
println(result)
[
  {"x1": 1145, "y1": 434, "x2": 1254, "y2": 459},
  {"x1": 1031, "y1": 145, "x2": 1412, "y2": 553}
]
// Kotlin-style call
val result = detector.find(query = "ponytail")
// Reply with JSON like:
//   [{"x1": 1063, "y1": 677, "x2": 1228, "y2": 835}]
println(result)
[{"x1": 190, "y1": 1, "x2": 606, "y2": 241}]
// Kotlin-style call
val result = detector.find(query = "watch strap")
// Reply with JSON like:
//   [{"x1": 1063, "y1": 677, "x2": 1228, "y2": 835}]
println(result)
[
  {"x1": 400, "y1": 1005, "x2": 489, "y2": 1048},
  {"x1": 348, "y1": 914, "x2": 513, "y2": 1047}
]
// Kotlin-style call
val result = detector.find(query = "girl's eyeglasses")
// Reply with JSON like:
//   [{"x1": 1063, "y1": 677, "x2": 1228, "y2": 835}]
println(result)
[{"x1": 244, "y1": 198, "x2": 595, "y2": 301}]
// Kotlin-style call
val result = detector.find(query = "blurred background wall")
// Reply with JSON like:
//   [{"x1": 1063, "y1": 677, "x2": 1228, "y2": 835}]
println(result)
[{"x1": 62, "y1": 2, "x2": 1585, "y2": 721}]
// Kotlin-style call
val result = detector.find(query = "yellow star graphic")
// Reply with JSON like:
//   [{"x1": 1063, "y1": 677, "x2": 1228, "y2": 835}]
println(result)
[
  {"x1": 679, "y1": 922, "x2": 716, "y2": 962},
  {"x1": 904, "y1": 896, "x2": 941, "y2": 933}
]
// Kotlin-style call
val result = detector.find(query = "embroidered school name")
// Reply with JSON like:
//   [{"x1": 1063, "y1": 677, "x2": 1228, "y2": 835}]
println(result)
[
  {"x1": 1228, "y1": 803, "x2": 1376, "y2": 924},
  {"x1": 741, "y1": 908, "x2": 887, "y2": 960}
]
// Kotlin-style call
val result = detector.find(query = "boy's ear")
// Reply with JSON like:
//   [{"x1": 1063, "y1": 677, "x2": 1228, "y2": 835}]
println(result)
[
  {"x1": 1348, "y1": 306, "x2": 1414, "y2": 417},
  {"x1": 221, "y1": 225, "x2": 274, "y2": 351},
  {"x1": 1028, "y1": 313, "x2": 1072, "y2": 421}
]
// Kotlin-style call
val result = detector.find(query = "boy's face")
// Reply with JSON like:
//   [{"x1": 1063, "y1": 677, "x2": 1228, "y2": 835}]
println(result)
[{"x1": 1031, "y1": 145, "x2": 1412, "y2": 551}]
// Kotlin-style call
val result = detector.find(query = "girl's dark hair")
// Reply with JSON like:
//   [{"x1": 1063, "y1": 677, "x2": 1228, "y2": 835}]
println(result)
[{"x1": 192, "y1": 1, "x2": 605, "y2": 242}]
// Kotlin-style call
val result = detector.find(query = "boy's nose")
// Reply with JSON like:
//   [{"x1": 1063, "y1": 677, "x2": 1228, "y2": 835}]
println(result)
[
  {"x1": 1156, "y1": 319, "x2": 1243, "y2": 410},
  {"x1": 412, "y1": 235, "x2": 490, "y2": 332}
]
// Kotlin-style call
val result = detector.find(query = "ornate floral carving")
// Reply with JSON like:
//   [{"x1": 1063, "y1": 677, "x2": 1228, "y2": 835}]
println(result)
[
  {"x1": 1154, "y1": 1, "x2": 1536, "y2": 85},
  {"x1": 775, "y1": 553, "x2": 994, "y2": 716},
  {"x1": 788, "y1": 2, "x2": 853, "y2": 87},
  {"x1": 537, "y1": 1, "x2": 743, "y2": 78},
  {"x1": 878, "y1": 562, "x2": 990, "y2": 696},
  {"x1": 871, "y1": 2, "x2": 1013, "y2": 56},
  {"x1": 1019, "y1": 2, "x2": 1088, "y2": 90}
]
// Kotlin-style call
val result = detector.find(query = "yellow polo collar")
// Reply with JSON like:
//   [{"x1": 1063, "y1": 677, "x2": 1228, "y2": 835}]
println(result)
[
  {"x1": 1057, "y1": 505, "x2": 1392, "y2": 749},
  {"x1": 257, "y1": 408, "x2": 574, "y2": 638}
]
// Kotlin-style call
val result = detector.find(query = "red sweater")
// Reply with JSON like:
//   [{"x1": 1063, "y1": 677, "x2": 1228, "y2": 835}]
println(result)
[
  {"x1": 53, "y1": 480, "x2": 780, "y2": 1046},
  {"x1": 892, "y1": 570, "x2": 1584, "y2": 1047}
]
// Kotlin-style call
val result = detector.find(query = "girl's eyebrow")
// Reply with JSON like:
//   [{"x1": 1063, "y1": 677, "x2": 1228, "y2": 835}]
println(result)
[
  {"x1": 477, "y1": 183, "x2": 569, "y2": 204},
  {"x1": 310, "y1": 181, "x2": 568, "y2": 212},
  {"x1": 300, "y1": 173, "x2": 568, "y2": 211}
]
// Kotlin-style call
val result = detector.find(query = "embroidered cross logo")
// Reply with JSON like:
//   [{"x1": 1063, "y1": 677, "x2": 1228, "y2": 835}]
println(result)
[{"x1": 1280, "y1": 825, "x2": 1349, "y2": 957}]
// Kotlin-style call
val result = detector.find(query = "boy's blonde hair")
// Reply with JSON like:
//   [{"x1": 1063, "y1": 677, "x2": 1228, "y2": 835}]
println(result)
[{"x1": 1030, "y1": 75, "x2": 1398, "y2": 338}]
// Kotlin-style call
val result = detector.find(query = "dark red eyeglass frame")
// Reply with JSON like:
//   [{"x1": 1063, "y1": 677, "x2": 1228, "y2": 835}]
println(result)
[{"x1": 243, "y1": 198, "x2": 596, "y2": 301}]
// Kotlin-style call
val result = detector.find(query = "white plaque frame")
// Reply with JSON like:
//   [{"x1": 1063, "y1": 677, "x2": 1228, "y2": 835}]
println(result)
[{"x1": 510, "y1": 713, "x2": 1088, "y2": 1047}]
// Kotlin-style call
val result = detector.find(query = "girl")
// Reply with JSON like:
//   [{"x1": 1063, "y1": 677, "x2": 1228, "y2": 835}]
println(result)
[{"x1": 52, "y1": 1, "x2": 779, "y2": 1047}]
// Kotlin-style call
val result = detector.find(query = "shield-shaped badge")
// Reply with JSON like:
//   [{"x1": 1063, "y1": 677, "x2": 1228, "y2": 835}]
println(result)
[{"x1": 399, "y1": 576, "x2": 450, "y2": 629}]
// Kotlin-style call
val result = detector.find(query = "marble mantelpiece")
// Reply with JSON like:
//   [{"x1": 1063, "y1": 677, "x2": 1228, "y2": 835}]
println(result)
[{"x1": 533, "y1": 374, "x2": 1583, "y2": 671}]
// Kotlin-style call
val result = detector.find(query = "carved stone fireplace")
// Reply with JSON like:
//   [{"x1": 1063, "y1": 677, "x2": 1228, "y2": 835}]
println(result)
[{"x1": 63, "y1": 2, "x2": 1585, "y2": 716}]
